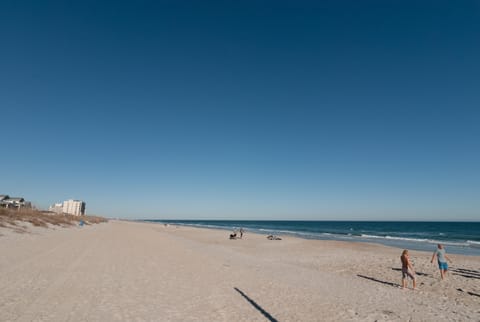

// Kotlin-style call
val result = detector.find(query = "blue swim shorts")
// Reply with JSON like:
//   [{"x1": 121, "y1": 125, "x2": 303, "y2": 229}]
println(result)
[{"x1": 438, "y1": 261, "x2": 448, "y2": 270}]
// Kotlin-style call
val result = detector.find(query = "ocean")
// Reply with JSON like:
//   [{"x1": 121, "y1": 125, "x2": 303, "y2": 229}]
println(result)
[{"x1": 143, "y1": 220, "x2": 480, "y2": 256}]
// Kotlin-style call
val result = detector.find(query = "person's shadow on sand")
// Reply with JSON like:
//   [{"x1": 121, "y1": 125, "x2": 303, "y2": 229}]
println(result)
[
  {"x1": 450, "y1": 267, "x2": 480, "y2": 280},
  {"x1": 457, "y1": 288, "x2": 480, "y2": 297},
  {"x1": 234, "y1": 287, "x2": 278, "y2": 322},
  {"x1": 357, "y1": 274, "x2": 401, "y2": 288}
]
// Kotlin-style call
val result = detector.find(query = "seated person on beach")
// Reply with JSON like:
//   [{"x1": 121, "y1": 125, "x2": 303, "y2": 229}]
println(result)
[
  {"x1": 229, "y1": 231, "x2": 237, "y2": 239},
  {"x1": 267, "y1": 235, "x2": 282, "y2": 240},
  {"x1": 400, "y1": 249, "x2": 416, "y2": 290},
  {"x1": 431, "y1": 244, "x2": 452, "y2": 280}
]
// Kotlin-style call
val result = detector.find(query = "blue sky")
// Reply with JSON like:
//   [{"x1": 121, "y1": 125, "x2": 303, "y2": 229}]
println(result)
[{"x1": 1, "y1": 1, "x2": 479, "y2": 220}]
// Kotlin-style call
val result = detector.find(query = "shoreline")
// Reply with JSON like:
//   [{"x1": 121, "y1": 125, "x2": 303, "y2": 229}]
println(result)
[
  {"x1": 139, "y1": 219, "x2": 480, "y2": 257},
  {"x1": 1, "y1": 220, "x2": 479, "y2": 321},
  {"x1": 138, "y1": 220, "x2": 480, "y2": 261}
]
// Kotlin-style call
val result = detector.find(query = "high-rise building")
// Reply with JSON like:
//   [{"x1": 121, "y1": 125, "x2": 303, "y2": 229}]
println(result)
[{"x1": 62, "y1": 200, "x2": 86, "y2": 216}]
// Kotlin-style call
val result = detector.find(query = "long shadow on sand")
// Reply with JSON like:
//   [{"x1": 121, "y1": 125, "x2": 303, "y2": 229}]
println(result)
[
  {"x1": 357, "y1": 274, "x2": 400, "y2": 288},
  {"x1": 391, "y1": 268, "x2": 429, "y2": 276},
  {"x1": 457, "y1": 288, "x2": 480, "y2": 298},
  {"x1": 234, "y1": 287, "x2": 279, "y2": 322},
  {"x1": 453, "y1": 267, "x2": 480, "y2": 275},
  {"x1": 451, "y1": 267, "x2": 480, "y2": 280}
]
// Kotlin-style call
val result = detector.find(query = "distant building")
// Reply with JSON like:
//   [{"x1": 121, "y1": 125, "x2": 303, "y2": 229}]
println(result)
[
  {"x1": 0, "y1": 195, "x2": 10, "y2": 207},
  {"x1": 48, "y1": 203, "x2": 64, "y2": 214},
  {"x1": 62, "y1": 200, "x2": 86, "y2": 216},
  {"x1": 0, "y1": 195, "x2": 30, "y2": 209},
  {"x1": 48, "y1": 199, "x2": 86, "y2": 215}
]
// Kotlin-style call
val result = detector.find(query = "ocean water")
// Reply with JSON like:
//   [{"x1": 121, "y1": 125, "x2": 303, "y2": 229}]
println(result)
[{"x1": 143, "y1": 220, "x2": 480, "y2": 256}]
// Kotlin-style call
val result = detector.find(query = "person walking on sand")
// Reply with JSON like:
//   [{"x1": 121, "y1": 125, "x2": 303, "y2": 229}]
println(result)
[
  {"x1": 401, "y1": 250, "x2": 416, "y2": 290},
  {"x1": 239, "y1": 228, "x2": 244, "y2": 239},
  {"x1": 431, "y1": 244, "x2": 452, "y2": 280}
]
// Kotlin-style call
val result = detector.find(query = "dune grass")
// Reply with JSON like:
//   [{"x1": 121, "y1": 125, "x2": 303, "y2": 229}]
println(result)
[{"x1": 0, "y1": 208, "x2": 107, "y2": 233}]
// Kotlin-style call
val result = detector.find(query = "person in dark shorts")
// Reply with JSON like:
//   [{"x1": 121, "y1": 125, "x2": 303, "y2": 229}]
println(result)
[{"x1": 400, "y1": 249, "x2": 417, "y2": 290}]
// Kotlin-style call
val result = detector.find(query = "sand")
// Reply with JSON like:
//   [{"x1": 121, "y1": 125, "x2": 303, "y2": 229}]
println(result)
[{"x1": 1, "y1": 220, "x2": 479, "y2": 322}]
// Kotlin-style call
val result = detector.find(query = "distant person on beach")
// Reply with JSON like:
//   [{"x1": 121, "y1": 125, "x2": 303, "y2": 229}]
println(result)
[
  {"x1": 431, "y1": 244, "x2": 452, "y2": 280},
  {"x1": 239, "y1": 228, "x2": 244, "y2": 239},
  {"x1": 230, "y1": 231, "x2": 237, "y2": 239},
  {"x1": 400, "y1": 249, "x2": 416, "y2": 290},
  {"x1": 267, "y1": 235, "x2": 282, "y2": 240}
]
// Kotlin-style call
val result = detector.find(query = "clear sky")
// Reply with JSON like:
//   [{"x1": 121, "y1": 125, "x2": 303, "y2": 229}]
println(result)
[{"x1": 1, "y1": 1, "x2": 479, "y2": 220}]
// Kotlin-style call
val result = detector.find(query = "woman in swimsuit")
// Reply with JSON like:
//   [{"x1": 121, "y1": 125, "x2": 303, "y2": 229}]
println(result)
[{"x1": 400, "y1": 249, "x2": 417, "y2": 290}]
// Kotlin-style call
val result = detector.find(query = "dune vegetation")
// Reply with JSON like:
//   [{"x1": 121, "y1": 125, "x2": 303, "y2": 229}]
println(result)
[{"x1": 0, "y1": 208, "x2": 107, "y2": 233}]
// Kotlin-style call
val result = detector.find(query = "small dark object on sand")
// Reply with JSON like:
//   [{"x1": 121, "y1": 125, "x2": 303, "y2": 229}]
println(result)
[{"x1": 267, "y1": 235, "x2": 282, "y2": 240}]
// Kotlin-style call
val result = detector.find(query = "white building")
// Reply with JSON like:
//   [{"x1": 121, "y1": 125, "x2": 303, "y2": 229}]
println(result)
[
  {"x1": 62, "y1": 200, "x2": 86, "y2": 216},
  {"x1": 0, "y1": 195, "x2": 29, "y2": 209},
  {"x1": 48, "y1": 203, "x2": 64, "y2": 214}
]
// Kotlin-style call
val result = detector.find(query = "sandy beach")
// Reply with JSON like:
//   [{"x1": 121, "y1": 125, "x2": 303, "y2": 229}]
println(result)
[{"x1": 1, "y1": 220, "x2": 479, "y2": 322}]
